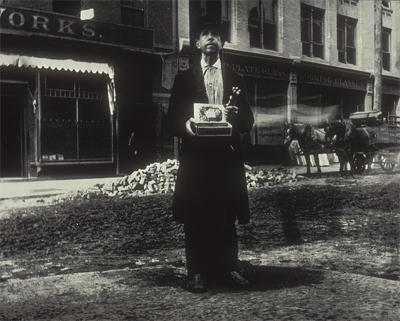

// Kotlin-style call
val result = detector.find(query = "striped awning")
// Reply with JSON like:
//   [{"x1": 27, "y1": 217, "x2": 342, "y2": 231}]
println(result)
[{"x1": 0, "y1": 53, "x2": 116, "y2": 114}]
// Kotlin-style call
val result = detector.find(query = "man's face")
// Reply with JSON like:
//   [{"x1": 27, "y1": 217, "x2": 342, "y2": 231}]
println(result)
[{"x1": 196, "y1": 30, "x2": 222, "y2": 55}]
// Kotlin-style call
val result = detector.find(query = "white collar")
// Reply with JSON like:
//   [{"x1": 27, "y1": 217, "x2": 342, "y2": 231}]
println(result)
[{"x1": 201, "y1": 58, "x2": 221, "y2": 70}]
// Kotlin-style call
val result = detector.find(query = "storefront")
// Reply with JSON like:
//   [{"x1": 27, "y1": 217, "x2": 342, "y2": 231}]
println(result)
[
  {"x1": 296, "y1": 66, "x2": 370, "y2": 123},
  {"x1": 221, "y1": 53, "x2": 386, "y2": 163},
  {"x1": 224, "y1": 52, "x2": 291, "y2": 162},
  {"x1": 0, "y1": 5, "x2": 154, "y2": 177},
  {"x1": 0, "y1": 56, "x2": 115, "y2": 177},
  {"x1": 382, "y1": 77, "x2": 400, "y2": 117}
]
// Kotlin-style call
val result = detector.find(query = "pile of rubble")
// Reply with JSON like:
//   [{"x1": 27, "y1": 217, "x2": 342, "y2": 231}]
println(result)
[
  {"x1": 244, "y1": 165, "x2": 299, "y2": 189},
  {"x1": 99, "y1": 159, "x2": 302, "y2": 197}
]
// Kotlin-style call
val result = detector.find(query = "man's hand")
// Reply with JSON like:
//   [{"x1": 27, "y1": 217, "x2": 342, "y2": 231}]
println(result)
[
  {"x1": 185, "y1": 117, "x2": 196, "y2": 136},
  {"x1": 224, "y1": 106, "x2": 239, "y2": 122}
]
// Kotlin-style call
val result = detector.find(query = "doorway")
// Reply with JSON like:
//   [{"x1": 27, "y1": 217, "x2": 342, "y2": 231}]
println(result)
[{"x1": 0, "y1": 83, "x2": 27, "y2": 177}]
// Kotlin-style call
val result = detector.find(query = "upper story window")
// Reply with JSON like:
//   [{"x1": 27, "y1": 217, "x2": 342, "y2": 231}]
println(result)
[
  {"x1": 339, "y1": 0, "x2": 358, "y2": 5},
  {"x1": 121, "y1": 0, "x2": 145, "y2": 27},
  {"x1": 248, "y1": 0, "x2": 277, "y2": 50},
  {"x1": 200, "y1": 0, "x2": 231, "y2": 42},
  {"x1": 382, "y1": 28, "x2": 391, "y2": 71},
  {"x1": 337, "y1": 15, "x2": 357, "y2": 65},
  {"x1": 382, "y1": 1, "x2": 391, "y2": 9},
  {"x1": 301, "y1": 4, "x2": 324, "y2": 59},
  {"x1": 382, "y1": 0, "x2": 392, "y2": 16},
  {"x1": 52, "y1": 0, "x2": 81, "y2": 16}
]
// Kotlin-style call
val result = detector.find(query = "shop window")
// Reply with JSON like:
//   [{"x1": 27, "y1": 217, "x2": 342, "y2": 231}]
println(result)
[
  {"x1": 301, "y1": 4, "x2": 324, "y2": 59},
  {"x1": 121, "y1": 0, "x2": 145, "y2": 27},
  {"x1": 337, "y1": 15, "x2": 357, "y2": 65},
  {"x1": 248, "y1": 0, "x2": 277, "y2": 50},
  {"x1": 52, "y1": 0, "x2": 81, "y2": 16},
  {"x1": 382, "y1": 28, "x2": 391, "y2": 71},
  {"x1": 41, "y1": 73, "x2": 112, "y2": 162},
  {"x1": 199, "y1": 0, "x2": 231, "y2": 42},
  {"x1": 247, "y1": 80, "x2": 287, "y2": 145}
]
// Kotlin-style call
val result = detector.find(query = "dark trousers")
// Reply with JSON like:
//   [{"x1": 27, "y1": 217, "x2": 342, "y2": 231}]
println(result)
[{"x1": 184, "y1": 216, "x2": 239, "y2": 279}]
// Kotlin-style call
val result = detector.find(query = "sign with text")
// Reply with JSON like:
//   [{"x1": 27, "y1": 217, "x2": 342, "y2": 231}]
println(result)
[
  {"x1": 225, "y1": 62, "x2": 289, "y2": 80},
  {"x1": 298, "y1": 71, "x2": 367, "y2": 91},
  {"x1": 0, "y1": 6, "x2": 153, "y2": 49}
]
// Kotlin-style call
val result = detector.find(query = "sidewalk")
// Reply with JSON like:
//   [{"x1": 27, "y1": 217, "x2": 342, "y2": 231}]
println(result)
[
  {"x1": 0, "y1": 163, "x2": 343, "y2": 200},
  {"x1": 0, "y1": 176, "x2": 121, "y2": 200}
]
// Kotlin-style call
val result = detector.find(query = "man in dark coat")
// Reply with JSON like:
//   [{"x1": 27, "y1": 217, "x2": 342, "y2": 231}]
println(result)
[{"x1": 167, "y1": 27, "x2": 254, "y2": 292}]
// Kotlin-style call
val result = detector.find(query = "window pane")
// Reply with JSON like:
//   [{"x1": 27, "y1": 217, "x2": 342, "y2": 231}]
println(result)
[
  {"x1": 382, "y1": 29, "x2": 391, "y2": 52},
  {"x1": 383, "y1": 52, "x2": 390, "y2": 71},
  {"x1": 78, "y1": 100, "x2": 111, "y2": 159},
  {"x1": 337, "y1": 28, "x2": 344, "y2": 50},
  {"x1": 263, "y1": 22, "x2": 276, "y2": 50},
  {"x1": 313, "y1": 44, "x2": 323, "y2": 58},
  {"x1": 301, "y1": 4, "x2": 311, "y2": 18},
  {"x1": 313, "y1": 20, "x2": 323, "y2": 44},
  {"x1": 346, "y1": 47, "x2": 356, "y2": 64},
  {"x1": 41, "y1": 97, "x2": 77, "y2": 160},
  {"x1": 346, "y1": 22, "x2": 356, "y2": 47},
  {"x1": 301, "y1": 18, "x2": 310, "y2": 42},
  {"x1": 312, "y1": 7, "x2": 324, "y2": 20},
  {"x1": 249, "y1": 26, "x2": 261, "y2": 48},
  {"x1": 249, "y1": 6, "x2": 260, "y2": 26},
  {"x1": 338, "y1": 50, "x2": 346, "y2": 63},
  {"x1": 221, "y1": 0, "x2": 230, "y2": 21},
  {"x1": 249, "y1": 5, "x2": 261, "y2": 48},
  {"x1": 302, "y1": 42, "x2": 311, "y2": 56},
  {"x1": 262, "y1": 0, "x2": 275, "y2": 23}
]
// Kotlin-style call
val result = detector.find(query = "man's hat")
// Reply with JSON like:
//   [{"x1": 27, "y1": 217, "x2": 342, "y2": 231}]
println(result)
[{"x1": 195, "y1": 18, "x2": 228, "y2": 44}]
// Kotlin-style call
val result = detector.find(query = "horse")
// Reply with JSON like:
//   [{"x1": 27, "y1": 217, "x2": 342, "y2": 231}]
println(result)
[
  {"x1": 283, "y1": 122, "x2": 349, "y2": 175},
  {"x1": 324, "y1": 120, "x2": 377, "y2": 174}
]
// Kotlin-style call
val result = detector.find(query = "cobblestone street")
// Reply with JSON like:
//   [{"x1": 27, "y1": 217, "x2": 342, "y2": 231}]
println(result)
[{"x1": 0, "y1": 172, "x2": 399, "y2": 321}]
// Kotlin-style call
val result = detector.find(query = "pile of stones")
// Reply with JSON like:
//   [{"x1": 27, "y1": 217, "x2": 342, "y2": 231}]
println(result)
[{"x1": 99, "y1": 160, "x2": 302, "y2": 197}]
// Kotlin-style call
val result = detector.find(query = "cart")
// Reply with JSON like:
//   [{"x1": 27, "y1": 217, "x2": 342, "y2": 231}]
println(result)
[{"x1": 349, "y1": 112, "x2": 400, "y2": 173}]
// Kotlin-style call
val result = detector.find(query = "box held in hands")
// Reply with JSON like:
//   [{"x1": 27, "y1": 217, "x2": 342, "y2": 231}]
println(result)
[{"x1": 192, "y1": 103, "x2": 232, "y2": 136}]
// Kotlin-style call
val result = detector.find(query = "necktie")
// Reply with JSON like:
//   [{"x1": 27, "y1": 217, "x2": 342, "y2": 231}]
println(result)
[{"x1": 203, "y1": 66, "x2": 218, "y2": 104}]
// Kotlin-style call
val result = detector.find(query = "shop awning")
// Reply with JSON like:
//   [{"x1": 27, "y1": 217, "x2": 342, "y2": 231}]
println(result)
[{"x1": 0, "y1": 53, "x2": 116, "y2": 114}]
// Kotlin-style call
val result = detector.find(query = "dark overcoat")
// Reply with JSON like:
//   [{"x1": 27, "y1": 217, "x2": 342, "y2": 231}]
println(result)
[{"x1": 167, "y1": 63, "x2": 254, "y2": 224}]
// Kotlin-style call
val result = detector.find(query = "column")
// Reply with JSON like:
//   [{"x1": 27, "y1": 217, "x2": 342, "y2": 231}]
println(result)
[
  {"x1": 364, "y1": 79, "x2": 374, "y2": 111},
  {"x1": 287, "y1": 71, "x2": 298, "y2": 123}
]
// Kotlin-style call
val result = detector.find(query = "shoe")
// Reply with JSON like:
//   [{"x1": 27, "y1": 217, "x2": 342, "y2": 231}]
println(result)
[
  {"x1": 187, "y1": 274, "x2": 206, "y2": 293},
  {"x1": 229, "y1": 270, "x2": 250, "y2": 287}
]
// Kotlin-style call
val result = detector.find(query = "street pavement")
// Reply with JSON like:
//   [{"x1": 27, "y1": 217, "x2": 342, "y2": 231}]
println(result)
[{"x1": 0, "y1": 172, "x2": 399, "y2": 321}]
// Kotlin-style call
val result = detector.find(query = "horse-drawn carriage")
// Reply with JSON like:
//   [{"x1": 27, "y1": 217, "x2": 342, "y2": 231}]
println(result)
[
  {"x1": 348, "y1": 111, "x2": 400, "y2": 173},
  {"x1": 284, "y1": 111, "x2": 400, "y2": 175}
]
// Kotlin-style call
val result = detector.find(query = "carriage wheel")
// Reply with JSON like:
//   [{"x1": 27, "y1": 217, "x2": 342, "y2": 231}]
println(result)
[
  {"x1": 379, "y1": 154, "x2": 396, "y2": 172},
  {"x1": 352, "y1": 153, "x2": 366, "y2": 174}
]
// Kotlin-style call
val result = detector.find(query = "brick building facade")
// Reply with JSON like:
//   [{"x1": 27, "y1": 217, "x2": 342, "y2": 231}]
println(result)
[
  {"x1": 0, "y1": 0, "x2": 177, "y2": 177},
  {"x1": 1, "y1": 0, "x2": 399, "y2": 176},
  {"x1": 169, "y1": 0, "x2": 400, "y2": 163}
]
